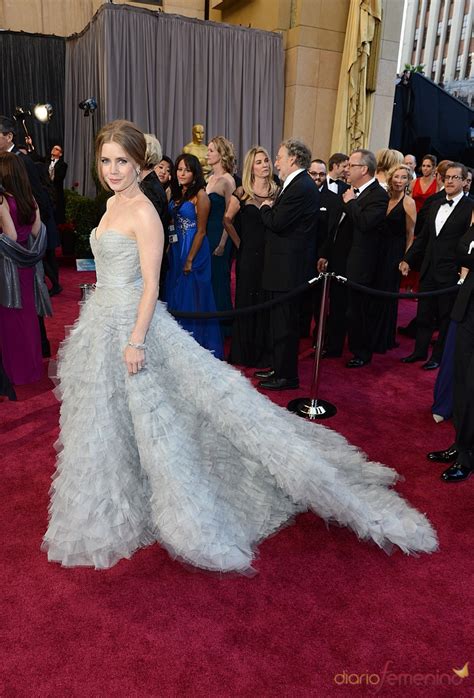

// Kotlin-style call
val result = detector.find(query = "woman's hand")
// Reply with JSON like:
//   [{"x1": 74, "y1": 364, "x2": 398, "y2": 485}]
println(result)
[
  {"x1": 183, "y1": 258, "x2": 193, "y2": 274},
  {"x1": 123, "y1": 344, "x2": 145, "y2": 375},
  {"x1": 213, "y1": 244, "x2": 225, "y2": 256}
]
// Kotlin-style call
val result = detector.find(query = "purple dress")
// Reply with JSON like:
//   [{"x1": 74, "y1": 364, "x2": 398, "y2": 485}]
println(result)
[{"x1": 0, "y1": 196, "x2": 43, "y2": 385}]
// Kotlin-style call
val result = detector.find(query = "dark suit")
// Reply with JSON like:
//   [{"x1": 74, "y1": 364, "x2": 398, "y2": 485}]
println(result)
[
  {"x1": 260, "y1": 170, "x2": 320, "y2": 379},
  {"x1": 451, "y1": 226, "x2": 474, "y2": 467},
  {"x1": 327, "y1": 178, "x2": 350, "y2": 196},
  {"x1": 404, "y1": 195, "x2": 473, "y2": 362},
  {"x1": 344, "y1": 180, "x2": 389, "y2": 362},
  {"x1": 50, "y1": 158, "x2": 68, "y2": 224}
]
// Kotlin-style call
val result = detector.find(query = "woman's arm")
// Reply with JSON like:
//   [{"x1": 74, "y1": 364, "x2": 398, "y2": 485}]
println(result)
[
  {"x1": 403, "y1": 195, "x2": 416, "y2": 252},
  {"x1": 183, "y1": 190, "x2": 210, "y2": 274},
  {"x1": 123, "y1": 201, "x2": 164, "y2": 375},
  {"x1": 30, "y1": 205, "x2": 41, "y2": 237},
  {"x1": 0, "y1": 196, "x2": 17, "y2": 240},
  {"x1": 214, "y1": 175, "x2": 236, "y2": 255},
  {"x1": 223, "y1": 191, "x2": 241, "y2": 249}
]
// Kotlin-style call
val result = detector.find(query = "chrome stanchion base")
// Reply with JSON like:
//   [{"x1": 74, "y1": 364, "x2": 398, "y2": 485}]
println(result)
[{"x1": 287, "y1": 397, "x2": 337, "y2": 420}]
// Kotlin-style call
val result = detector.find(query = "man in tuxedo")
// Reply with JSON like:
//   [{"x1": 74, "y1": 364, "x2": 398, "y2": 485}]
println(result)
[
  {"x1": 304, "y1": 159, "x2": 343, "y2": 341},
  {"x1": 257, "y1": 139, "x2": 320, "y2": 390},
  {"x1": 335, "y1": 149, "x2": 388, "y2": 367},
  {"x1": 464, "y1": 168, "x2": 473, "y2": 199},
  {"x1": 400, "y1": 163, "x2": 473, "y2": 369},
  {"x1": 326, "y1": 153, "x2": 350, "y2": 195},
  {"x1": 49, "y1": 145, "x2": 68, "y2": 224},
  {"x1": 427, "y1": 224, "x2": 474, "y2": 481}
]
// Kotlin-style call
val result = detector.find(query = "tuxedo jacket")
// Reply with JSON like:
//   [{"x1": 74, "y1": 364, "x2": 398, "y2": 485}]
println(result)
[
  {"x1": 404, "y1": 196, "x2": 473, "y2": 286},
  {"x1": 327, "y1": 178, "x2": 350, "y2": 196},
  {"x1": 317, "y1": 184, "x2": 343, "y2": 257},
  {"x1": 260, "y1": 170, "x2": 320, "y2": 292},
  {"x1": 344, "y1": 180, "x2": 389, "y2": 284},
  {"x1": 413, "y1": 189, "x2": 445, "y2": 239},
  {"x1": 451, "y1": 225, "x2": 474, "y2": 323},
  {"x1": 51, "y1": 159, "x2": 68, "y2": 189}
]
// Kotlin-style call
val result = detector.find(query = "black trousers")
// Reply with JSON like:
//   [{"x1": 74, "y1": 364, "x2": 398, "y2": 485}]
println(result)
[
  {"x1": 415, "y1": 274, "x2": 456, "y2": 362},
  {"x1": 347, "y1": 286, "x2": 373, "y2": 362},
  {"x1": 324, "y1": 282, "x2": 348, "y2": 355},
  {"x1": 268, "y1": 292, "x2": 300, "y2": 380},
  {"x1": 43, "y1": 248, "x2": 60, "y2": 289},
  {"x1": 453, "y1": 295, "x2": 474, "y2": 463}
]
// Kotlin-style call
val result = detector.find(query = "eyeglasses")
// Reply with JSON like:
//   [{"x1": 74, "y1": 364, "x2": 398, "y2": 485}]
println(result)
[
  {"x1": 444, "y1": 175, "x2": 463, "y2": 181},
  {"x1": 308, "y1": 171, "x2": 325, "y2": 178}
]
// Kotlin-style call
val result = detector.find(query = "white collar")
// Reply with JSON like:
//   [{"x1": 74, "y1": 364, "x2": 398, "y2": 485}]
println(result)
[
  {"x1": 354, "y1": 177, "x2": 376, "y2": 195},
  {"x1": 7, "y1": 144, "x2": 15, "y2": 153},
  {"x1": 282, "y1": 168, "x2": 304, "y2": 191},
  {"x1": 445, "y1": 191, "x2": 464, "y2": 207}
]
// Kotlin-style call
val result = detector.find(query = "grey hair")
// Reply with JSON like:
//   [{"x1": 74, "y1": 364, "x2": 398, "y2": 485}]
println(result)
[
  {"x1": 351, "y1": 148, "x2": 377, "y2": 176},
  {"x1": 144, "y1": 133, "x2": 163, "y2": 169},
  {"x1": 280, "y1": 138, "x2": 312, "y2": 169}
]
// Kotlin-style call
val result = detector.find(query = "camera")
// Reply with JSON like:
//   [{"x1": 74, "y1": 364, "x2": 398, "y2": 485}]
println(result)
[{"x1": 78, "y1": 98, "x2": 98, "y2": 117}]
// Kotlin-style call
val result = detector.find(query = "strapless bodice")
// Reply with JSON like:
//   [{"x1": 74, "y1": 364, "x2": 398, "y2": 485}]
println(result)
[{"x1": 90, "y1": 229, "x2": 143, "y2": 306}]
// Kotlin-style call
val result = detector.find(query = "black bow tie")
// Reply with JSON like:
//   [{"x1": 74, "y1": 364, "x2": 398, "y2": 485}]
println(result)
[
  {"x1": 329, "y1": 178, "x2": 338, "y2": 185},
  {"x1": 353, "y1": 188, "x2": 360, "y2": 195},
  {"x1": 442, "y1": 198, "x2": 454, "y2": 207}
]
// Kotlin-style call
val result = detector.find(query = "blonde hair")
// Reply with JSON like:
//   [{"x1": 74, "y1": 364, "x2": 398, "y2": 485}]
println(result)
[
  {"x1": 210, "y1": 136, "x2": 236, "y2": 174},
  {"x1": 95, "y1": 120, "x2": 146, "y2": 190},
  {"x1": 376, "y1": 148, "x2": 404, "y2": 174},
  {"x1": 386, "y1": 163, "x2": 412, "y2": 196},
  {"x1": 144, "y1": 133, "x2": 163, "y2": 169},
  {"x1": 241, "y1": 146, "x2": 278, "y2": 200}
]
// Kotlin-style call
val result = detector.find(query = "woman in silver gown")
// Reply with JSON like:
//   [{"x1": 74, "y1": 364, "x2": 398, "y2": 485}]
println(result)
[{"x1": 43, "y1": 121, "x2": 438, "y2": 572}]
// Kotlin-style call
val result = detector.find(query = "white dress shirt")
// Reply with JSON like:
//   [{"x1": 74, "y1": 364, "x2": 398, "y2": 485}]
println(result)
[{"x1": 435, "y1": 191, "x2": 464, "y2": 236}]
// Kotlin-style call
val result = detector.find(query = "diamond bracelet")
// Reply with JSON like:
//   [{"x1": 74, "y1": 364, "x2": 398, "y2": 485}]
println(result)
[{"x1": 128, "y1": 341, "x2": 146, "y2": 350}]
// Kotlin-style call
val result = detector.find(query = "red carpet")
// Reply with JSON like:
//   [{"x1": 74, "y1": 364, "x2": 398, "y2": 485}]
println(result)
[{"x1": 1, "y1": 268, "x2": 473, "y2": 697}]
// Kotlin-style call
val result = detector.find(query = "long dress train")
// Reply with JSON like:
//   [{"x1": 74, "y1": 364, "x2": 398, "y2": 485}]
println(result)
[{"x1": 42, "y1": 230, "x2": 437, "y2": 572}]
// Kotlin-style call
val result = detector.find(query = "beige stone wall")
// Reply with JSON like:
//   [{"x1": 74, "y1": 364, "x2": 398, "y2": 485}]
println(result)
[
  {"x1": 0, "y1": 0, "x2": 204, "y2": 35},
  {"x1": 369, "y1": 0, "x2": 404, "y2": 153}
]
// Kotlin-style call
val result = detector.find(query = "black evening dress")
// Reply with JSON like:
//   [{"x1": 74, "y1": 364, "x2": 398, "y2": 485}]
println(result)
[
  {"x1": 229, "y1": 191, "x2": 272, "y2": 367},
  {"x1": 372, "y1": 196, "x2": 407, "y2": 354}
]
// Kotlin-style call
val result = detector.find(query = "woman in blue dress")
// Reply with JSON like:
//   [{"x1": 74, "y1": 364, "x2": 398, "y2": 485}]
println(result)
[
  {"x1": 166, "y1": 154, "x2": 223, "y2": 358},
  {"x1": 206, "y1": 136, "x2": 238, "y2": 337}
]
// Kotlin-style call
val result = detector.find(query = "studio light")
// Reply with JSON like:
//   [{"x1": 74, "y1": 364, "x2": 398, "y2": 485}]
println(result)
[
  {"x1": 13, "y1": 106, "x2": 31, "y2": 123},
  {"x1": 78, "y1": 98, "x2": 98, "y2": 117},
  {"x1": 33, "y1": 103, "x2": 53, "y2": 123}
]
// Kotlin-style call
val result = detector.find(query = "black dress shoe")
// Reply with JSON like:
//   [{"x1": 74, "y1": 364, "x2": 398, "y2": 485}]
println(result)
[
  {"x1": 441, "y1": 463, "x2": 473, "y2": 482},
  {"x1": 258, "y1": 377, "x2": 299, "y2": 390},
  {"x1": 48, "y1": 285, "x2": 63, "y2": 297},
  {"x1": 346, "y1": 358, "x2": 369, "y2": 368},
  {"x1": 427, "y1": 445, "x2": 458, "y2": 463},
  {"x1": 422, "y1": 360, "x2": 440, "y2": 370},
  {"x1": 400, "y1": 353, "x2": 427, "y2": 363},
  {"x1": 254, "y1": 368, "x2": 274, "y2": 379}
]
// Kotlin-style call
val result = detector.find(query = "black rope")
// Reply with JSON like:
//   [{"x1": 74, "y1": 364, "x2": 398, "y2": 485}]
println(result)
[
  {"x1": 334, "y1": 275, "x2": 460, "y2": 299},
  {"x1": 169, "y1": 275, "x2": 323, "y2": 319}
]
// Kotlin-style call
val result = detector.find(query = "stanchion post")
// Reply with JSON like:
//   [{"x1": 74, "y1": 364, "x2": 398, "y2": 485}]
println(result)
[{"x1": 288, "y1": 272, "x2": 337, "y2": 420}]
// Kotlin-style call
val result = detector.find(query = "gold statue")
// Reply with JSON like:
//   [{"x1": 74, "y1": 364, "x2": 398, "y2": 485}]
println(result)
[{"x1": 183, "y1": 124, "x2": 210, "y2": 178}]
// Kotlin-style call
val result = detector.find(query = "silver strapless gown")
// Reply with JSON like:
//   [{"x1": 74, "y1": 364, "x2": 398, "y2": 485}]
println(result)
[{"x1": 42, "y1": 230, "x2": 438, "y2": 571}]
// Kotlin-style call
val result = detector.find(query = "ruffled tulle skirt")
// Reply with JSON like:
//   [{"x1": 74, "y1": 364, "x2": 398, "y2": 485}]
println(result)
[{"x1": 42, "y1": 288, "x2": 438, "y2": 572}]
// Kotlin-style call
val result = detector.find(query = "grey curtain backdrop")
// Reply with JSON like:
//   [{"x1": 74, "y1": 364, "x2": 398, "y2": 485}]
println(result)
[{"x1": 65, "y1": 3, "x2": 284, "y2": 197}]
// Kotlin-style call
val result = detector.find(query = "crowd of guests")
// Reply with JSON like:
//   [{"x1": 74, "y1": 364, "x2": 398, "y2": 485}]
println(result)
[{"x1": 1, "y1": 115, "x2": 474, "y2": 468}]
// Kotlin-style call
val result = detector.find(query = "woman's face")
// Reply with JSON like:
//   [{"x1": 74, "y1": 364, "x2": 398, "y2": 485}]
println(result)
[
  {"x1": 156, "y1": 159, "x2": 171, "y2": 185},
  {"x1": 421, "y1": 159, "x2": 434, "y2": 177},
  {"x1": 253, "y1": 152, "x2": 270, "y2": 179},
  {"x1": 176, "y1": 160, "x2": 194, "y2": 188},
  {"x1": 207, "y1": 141, "x2": 220, "y2": 167},
  {"x1": 391, "y1": 168, "x2": 409, "y2": 192},
  {"x1": 100, "y1": 141, "x2": 138, "y2": 193}
]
